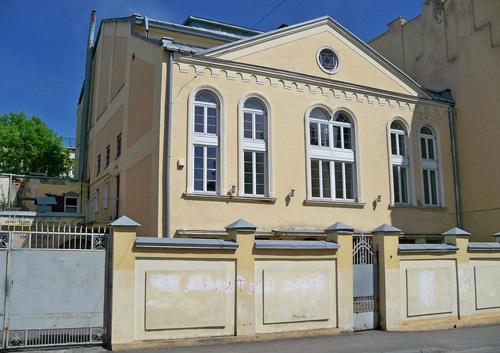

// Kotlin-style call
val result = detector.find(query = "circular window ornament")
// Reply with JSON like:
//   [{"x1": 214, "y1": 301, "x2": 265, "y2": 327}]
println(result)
[{"x1": 317, "y1": 47, "x2": 340, "y2": 74}]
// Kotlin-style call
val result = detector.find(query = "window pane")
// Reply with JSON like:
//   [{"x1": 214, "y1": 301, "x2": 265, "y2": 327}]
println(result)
[
  {"x1": 343, "y1": 127, "x2": 351, "y2": 149},
  {"x1": 428, "y1": 139, "x2": 435, "y2": 160},
  {"x1": 345, "y1": 163, "x2": 353, "y2": 199},
  {"x1": 320, "y1": 124, "x2": 329, "y2": 147},
  {"x1": 66, "y1": 198, "x2": 78, "y2": 206},
  {"x1": 244, "y1": 152, "x2": 253, "y2": 194},
  {"x1": 311, "y1": 160, "x2": 320, "y2": 197},
  {"x1": 206, "y1": 108, "x2": 217, "y2": 134},
  {"x1": 310, "y1": 123, "x2": 319, "y2": 146},
  {"x1": 244, "y1": 99, "x2": 263, "y2": 111},
  {"x1": 393, "y1": 166, "x2": 400, "y2": 203},
  {"x1": 334, "y1": 113, "x2": 349, "y2": 123},
  {"x1": 194, "y1": 147, "x2": 204, "y2": 191},
  {"x1": 195, "y1": 91, "x2": 217, "y2": 104},
  {"x1": 398, "y1": 134, "x2": 406, "y2": 156},
  {"x1": 421, "y1": 126, "x2": 433, "y2": 136},
  {"x1": 194, "y1": 168, "x2": 203, "y2": 181},
  {"x1": 391, "y1": 133, "x2": 398, "y2": 155},
  {"x1": 255, "y1": 114, "x2": 265, "y2": 140},
  {"x1": 309, "y1": 108, "x2": 329, "y2": 121},
  {"x1": 207, "y1": 147, "x2": 217, "y2": 159},
  {"x1": 423, "y1": 170, "x2": 430, "y2": 204},
  {"x1": 207, "y1": 181, "x2": 216, "y2": 192},
  {"x1": 333, "y1": 126, "x2": 341, "y2": 148},
  {"x1": 335, "y1": 163, "x2": 344, "y2": 199},
  {"x1": 430, "y1": 170, "x2": 438, "y2": 205},
  {"x1": 194, "y1": 106, "x2": 204, "y2": 133},
  {"x1": 194, "y1": 180, "x2": 203, "y2": 191},
  {"x1": 391, "y1": 121, "x2": 403, "y2": 130},
  {"x1": 420, "y1": 138, "x2": 427, "y2": 159},
  {"x1": 256, "y1": 152, "x2": 265, "y2": 195},
  {"x1": 322, "y1": 161, "x2": 331, "y2": 198},
  {"x1": 401, "y1": 167, "x2": 408, "y2": 203},
  {"x1": 244, "y1": 113, "x2": 252, "y2": 139}
]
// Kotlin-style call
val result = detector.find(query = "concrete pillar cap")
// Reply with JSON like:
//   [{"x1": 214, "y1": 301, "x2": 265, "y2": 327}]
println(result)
[
  {"x1": 441, "y1": 227, "x2": 470, "y2": 236},
  {"x1": 372, "y1": 223, "x2": 402, "y2": 233},
  {"x1": 225, "y1": 219, "x2": 257, "y2": 231},
  {"x1": 108, "y1": 215, "x2": 141, "y2": 227},
  {"x1": 325, "y1": 221, "x2": 354, "y2": 232}
]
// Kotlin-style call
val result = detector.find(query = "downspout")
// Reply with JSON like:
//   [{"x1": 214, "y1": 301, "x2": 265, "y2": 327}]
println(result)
[
  {"x1": 165, "y1": 51, "x2": 173, "y2": 237},
  {"x1": 449, "y1": 105, "x2": 461, "y2": 228},
  {"x1": 78, "y1": 10, "x2": 97, "y2": 180}
]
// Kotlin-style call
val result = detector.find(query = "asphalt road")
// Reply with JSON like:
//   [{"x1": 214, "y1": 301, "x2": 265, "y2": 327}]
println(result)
[{"x1": 38, "y1": 324, "x2": 500, "y2": 353}]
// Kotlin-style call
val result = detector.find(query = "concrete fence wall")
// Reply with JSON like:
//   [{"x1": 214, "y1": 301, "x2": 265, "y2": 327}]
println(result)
[{"x1": 108, "y1": 219, "x2": 500, "y2": 350}]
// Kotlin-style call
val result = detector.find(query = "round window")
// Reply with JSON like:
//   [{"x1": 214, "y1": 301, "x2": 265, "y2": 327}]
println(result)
[{"x1": 317, "y1": 47, "x2": 340, "y2": 74}]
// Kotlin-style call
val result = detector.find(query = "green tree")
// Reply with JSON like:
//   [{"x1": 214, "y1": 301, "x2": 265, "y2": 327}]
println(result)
[{"x1": 0, "y1": 111, "x2": 71, "y2": 177}]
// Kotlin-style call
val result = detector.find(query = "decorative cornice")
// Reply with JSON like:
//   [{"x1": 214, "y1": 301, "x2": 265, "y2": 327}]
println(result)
[{"x1": 173, "y1": 56, "x2": 449, "y2": 119}]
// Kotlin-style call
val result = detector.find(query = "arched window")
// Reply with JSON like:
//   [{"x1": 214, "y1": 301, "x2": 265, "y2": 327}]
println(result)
[
  {"x1": 308, "y1": 108, "x2": 356, "y2": 201},
  {"x1": 242, "y1": 98, "x2": 267, "y2": 196},
  {"x1": 193, "y1": 91, "x2": 219, "y2": 193},
  {"x1": 419, "y1": 126, "x2": 439, "y2": 206},
  {"x1": 390, "y1": 121, "x2": 409, "y2": 204}
]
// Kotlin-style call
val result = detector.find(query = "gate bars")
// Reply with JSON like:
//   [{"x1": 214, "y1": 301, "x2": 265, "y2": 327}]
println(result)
[{"x1": 0, "y1": 217, "x2": 108, "y2": 349}]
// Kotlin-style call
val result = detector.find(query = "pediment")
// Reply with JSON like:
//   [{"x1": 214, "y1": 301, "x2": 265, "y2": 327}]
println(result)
[{"x1": 199, "y1": 17, "x2": 430, "y2": 98}]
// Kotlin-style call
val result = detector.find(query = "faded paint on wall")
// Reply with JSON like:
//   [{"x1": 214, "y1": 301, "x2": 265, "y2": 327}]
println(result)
[
  {"x1": 145, "y1": 269, "x2": 229, "y2": 330},
  {"x1": 400, "y1": 260, "x2": 457, "y2": 322},
  {"x1": 134, "y1": 259, "x2": 236, "y2": 341},
  {"x1": 254, "y1": 259, "x2": 337, "y2": 334},
  {"x1": 472, "y1": 261, "x2": 500, "y2": 310},
  {"x1": 262, "y1": 269, "x2": 330, "y2": 324}
]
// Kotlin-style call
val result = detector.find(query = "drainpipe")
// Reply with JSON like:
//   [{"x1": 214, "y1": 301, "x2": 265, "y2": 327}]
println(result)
[
  {"x1": 78, "y1": 10, "x2": 97, "y2": 180},
  {"x1": 165, "y1": 51, "x2": 173, "y2": 237},
  {"x1": 449, "y1": 105, "x2": 461, "y2": 228},
  {"x1": 145, "y1": 16, "x2": 149, "y2": 38}
]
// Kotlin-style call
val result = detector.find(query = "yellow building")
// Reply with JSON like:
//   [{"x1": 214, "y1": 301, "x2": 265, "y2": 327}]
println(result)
[
  {"x1": 369, "y1": 0, "x2": 500, "y2": 241},
  {"x1": 76, "y1": 13, "x2": 458, "y2": 239}
]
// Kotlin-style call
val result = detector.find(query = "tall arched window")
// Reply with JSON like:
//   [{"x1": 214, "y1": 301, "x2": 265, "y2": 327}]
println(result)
[
  {"x1": 242, "y1": 99, "x2": 267, "y2": 196},
  {"x1": 309, "y1": 108, "x2": 356, "y2": 201},
  {"x1": 420, "y1": 126, "x2": 439, "y2": 206},
  {"x1": 390, "y1": 121, "x2": 409, "y2": 204},
  {"x1": 193, "y1": 91, "x2": 219, "y2": 193}
]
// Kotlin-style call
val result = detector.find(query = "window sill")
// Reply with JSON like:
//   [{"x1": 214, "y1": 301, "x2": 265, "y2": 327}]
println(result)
[
  {"x1": 388, "y1": 204, "x2": 447, "y2": 212},
  {"x1": 303, "y1": 200, "x2": 365, "y2": 208},
  {"x1": 183, "y1": 193, "x2": 277, "y2": 204}
]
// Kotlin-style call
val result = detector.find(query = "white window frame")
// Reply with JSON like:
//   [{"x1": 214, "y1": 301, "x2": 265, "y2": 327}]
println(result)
[
  {"x1": 187, "y1": 85, "x2": 225, "y2": 195},
  {"x1": 418, "y1": 123, "x2": 444, "y2": 207},
  {"x1": 388, "y1": 119, "x2": 411, "y2": 205},
  {"x1": 238, "y1": 93, "x2": 274, "y2": 197},
  {"x1": 306, "y1": 105, "x2": 361, "y2": 203},
  {"x1": 64, "y1": 196, "x2": 79, "y2": 213}
]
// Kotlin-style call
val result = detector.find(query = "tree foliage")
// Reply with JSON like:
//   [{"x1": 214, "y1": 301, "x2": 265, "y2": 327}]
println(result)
[{"x1": 0, "y1": 111, "x2": 71, "y2": 177}]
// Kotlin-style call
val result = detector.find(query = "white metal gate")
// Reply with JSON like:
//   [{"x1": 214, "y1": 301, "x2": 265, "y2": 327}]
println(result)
[
  {"x1": 353, "y1": 234, "x2": 379, "y2": 330},
  {"x1": 0, "y1": 222, "x2": 108, "y2": 349}
]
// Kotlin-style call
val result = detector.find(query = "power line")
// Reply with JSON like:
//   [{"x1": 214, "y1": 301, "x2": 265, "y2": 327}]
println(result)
[{"x1": 250, "y1": 0, "x2": 287, "y2": 31}]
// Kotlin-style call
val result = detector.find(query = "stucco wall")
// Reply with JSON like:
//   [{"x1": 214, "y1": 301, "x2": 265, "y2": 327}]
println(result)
[{"x1": 369, "y1": 0, "x2": 500, "y2": 240}]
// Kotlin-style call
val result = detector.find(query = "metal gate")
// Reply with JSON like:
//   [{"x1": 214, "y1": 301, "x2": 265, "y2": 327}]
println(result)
[
  {"x1": 0, "y1": 223, "x2": 108, "y2": 349},
  {"x1": 353, "y1": 233, "x2": 378, "y2": 330}
]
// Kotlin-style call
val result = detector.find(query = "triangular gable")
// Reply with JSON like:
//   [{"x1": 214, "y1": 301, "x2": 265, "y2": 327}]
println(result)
[{"x1": 198, "y1": 17, "x2": 431, "y2": 98}]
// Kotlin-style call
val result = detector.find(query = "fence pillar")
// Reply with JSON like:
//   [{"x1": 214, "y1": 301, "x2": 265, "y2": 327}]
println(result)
[
  {"x1": 109, "y1": 216, "x2": 140, "y2": 348},
  {"x1": 325, "y1": 222, "x2": 354, "y2": 332},
  {"x1": 226, "y1": 219, "x2": 257, "y2": 336},
  {"x1": 443, "y1": 227, "x2": 472, "y2": 324},
  {"x1": 372, "y1": 224, "x2": 402, "y2": 331}
]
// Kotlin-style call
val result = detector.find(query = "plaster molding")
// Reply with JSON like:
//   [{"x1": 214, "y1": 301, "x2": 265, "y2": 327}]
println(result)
[{"x1": 173, "y1": 57, "x2": 449, "y2": 119}]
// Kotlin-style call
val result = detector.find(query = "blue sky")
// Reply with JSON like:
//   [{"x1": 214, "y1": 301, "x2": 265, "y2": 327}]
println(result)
[{"x1": 0, "y1": 0, "x2": 423, "y2": 141}]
